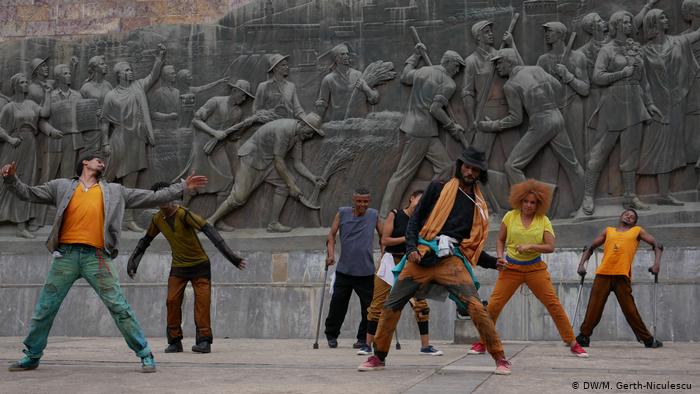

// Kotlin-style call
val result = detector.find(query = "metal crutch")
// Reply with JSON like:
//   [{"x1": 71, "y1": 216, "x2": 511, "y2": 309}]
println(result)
[{"x1": 313, "y1": 265, "x2": 330, "y2": 349}]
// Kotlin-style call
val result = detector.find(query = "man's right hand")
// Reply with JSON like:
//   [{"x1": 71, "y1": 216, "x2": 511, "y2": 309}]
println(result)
[
  {"x1": 1, "y1": 162, "x2": 17, "y2": 177},
  {"x1": 290, "y1": 184, "x2": 302, "y2": 200},
  {"x1": 407, "y1": 250, "x2": 421, "y2": 264},
  {"x1": 9, "y1": 136, "x2": 21, "y2": 147},
  {"x1": 622, "y1": 65, "x2": 635, "y2": 78},
  {"x1": 413, "y1": 43, "x2": 427, "y2": 58},
  {"x1": 577, "y1": 263, "x2": 587, "y2": 276},
  {"x1": 325, "y1": 255, "x2": 335, "y2": 267},
  {"x1": 127, "y1": 259, "x2": 138, "y2": 279}
]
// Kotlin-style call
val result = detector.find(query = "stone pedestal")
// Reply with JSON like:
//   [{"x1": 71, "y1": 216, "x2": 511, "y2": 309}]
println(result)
[{"x1": 453, "y1": 318, "x2": 480, "y2": 344}]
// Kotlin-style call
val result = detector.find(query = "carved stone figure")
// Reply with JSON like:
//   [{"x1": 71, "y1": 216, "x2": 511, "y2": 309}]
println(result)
[
  {"x1": 207, "y1": 113, "x2": 326, "y2": 233},
  {"x1": 582, "y1": 11, "x2": 661, "y2": 215},
  {"x1": 27, "y1": 57, "x2": 52, "y2": 105},
  {"x1": 149, "y1": 65, "x2": 180, "y2": 133},
  {"x1": 253, "y1": 54, "x2": 304, "y2": 119},
  {"x1": 477, "y1": 48, "x2": 585, "y2": 209},
  {"x1": 177, "y1": 79, "x2": 254, "y2": 229},
  {"x1": 0, "y1": 73, "x2": 60, "y2": 238},
  {"x1": 175, "y1": 69, "x2": 229, "y2": 128},
  {"x1": 537, "y1": 22, "x2": 590, "y2": 167},
  {"x1": 315, "y1": 44, "x2": 380, "y2": 121},
  {"x1": 637, "y1": 8, "x2": 700, "y2": 206},
  {"x1": 101, "y1": 44, "x2": 166, "y2": 231},
  {"x1": 79, "y1": 55, "x2": 112, "y2": 153},
  {"x1": 683, "y1": 0, "x2": 700, "y2": 168},
  {"x1": 577, "y1": 13, "x2": 609, "y2": 163},
  {"x1": 378, "y1": 45, "x2": 465, "y2": 218},
  {"x1": 462, "y1": 20, "x2": 521, "y2": 213},
  {"x1": 32, "y1": 64, "x2": 87, "y2": 227}
]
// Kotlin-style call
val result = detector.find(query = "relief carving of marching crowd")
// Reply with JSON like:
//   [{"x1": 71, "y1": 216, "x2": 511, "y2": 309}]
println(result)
[{"x1": 2, "y1": 0, "x2": 700, "y2": 238}]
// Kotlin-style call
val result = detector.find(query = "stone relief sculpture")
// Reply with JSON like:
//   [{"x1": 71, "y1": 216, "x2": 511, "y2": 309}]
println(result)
[
  {"x1": 315, "y1": 43, "x2": 381, "y2": 121},
  {"x1": 378, "y1": 44, "x2": 465, "y2": 218},
  {"x1": 28, "y1": 57, "x2": 52, "y2": 105},
  {"x1": 175, "y1": 69, "x2": 229, "y2": 128},
  {"x1": 462, "y1": 20, "x2": 521, "y2": 213},
  {"x1": 207, "y1": 113, "x2": 326, "y2": 233},
  {"x1": 577, "y1": 13, "x2": 609, "y2": 164},
  {"x1": 149, "y1": 65, "x2": 181, "y2": 134},
  {"x1": 253, "y1": 54, "x2": 304, "y2": 120},
  {"x1": 32, "y1": 64, "x2": 88, "y2": 227},
  {"x1": 683, "y1": 0, "x2": 700, "y2": 170},
  {"x1": 79, "y1": 55, "x2": 112, "y2": 153},
  {"x1": 1, "y1": 0, "x2": 699, "y2": 234},
  {"x1": 637, "y1": 8, "x2": 700, "y2": 206},
  {"x1": 477, "y1": 48, "x2": 585, "y2": 211},
  {"x1": 537, "y1": 21, "x2": 590, "y2": 167},
  {"x1": 582, "y1": 10, "x2": 662, "y2": 215},
  {"x1": 177, "y1": 79, "x2": 255, "y2": 230},
  {"x1": 101, "y1": 44, "x2": 167, "y2": 232},
  {"x1": 0, "y1": 73, "x2": 61, "y2": 238}
]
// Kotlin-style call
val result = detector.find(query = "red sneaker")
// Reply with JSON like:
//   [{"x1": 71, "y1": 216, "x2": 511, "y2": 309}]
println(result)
[
  {"x1": 494, "y1": 358, "x2": 512, "y2": 375},
  {"x1": 358, "y1": 355, "x2": 385, "y2": 371},
  {"x1": 468, "y1": 342, "x2": 486, "y2": 355},
  {"x1": 570, "y1": 342, "x2": 589, "y2": 358}
]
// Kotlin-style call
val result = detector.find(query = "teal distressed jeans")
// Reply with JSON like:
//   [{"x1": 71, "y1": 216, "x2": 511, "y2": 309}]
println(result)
[{"x1": 22, "y1": 244, "x2": 151, "y2": 359}]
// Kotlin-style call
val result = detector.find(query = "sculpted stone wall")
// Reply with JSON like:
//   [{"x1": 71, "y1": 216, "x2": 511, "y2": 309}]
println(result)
[{"x1": 1, "y1": 0, "x2": 699, "y2": 235}]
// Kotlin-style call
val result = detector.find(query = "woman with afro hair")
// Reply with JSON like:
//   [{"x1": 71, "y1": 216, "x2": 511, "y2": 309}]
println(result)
[{"x1": 468, "y1": 179, "x2": 589, "y2": 358}]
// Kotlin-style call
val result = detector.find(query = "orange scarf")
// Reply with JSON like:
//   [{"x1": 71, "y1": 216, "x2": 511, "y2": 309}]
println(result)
[{"x1": 417, "y1": 178, "x2": 489, "y2": 267}]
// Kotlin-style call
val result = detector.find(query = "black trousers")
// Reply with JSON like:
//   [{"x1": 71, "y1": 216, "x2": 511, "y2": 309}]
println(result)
[{"x1": 324, "y1": 272, "x2": 374, "y2": 342}]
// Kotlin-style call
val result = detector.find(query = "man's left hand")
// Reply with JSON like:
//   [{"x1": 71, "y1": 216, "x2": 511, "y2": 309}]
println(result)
[
  {"x1": 236, "y1": 260, "x2": 247, "y2": 270},
  {"x1": 314, "y1": 176, "x2": 327, "y2": 189},
  {"x1": 649, "y1": 264, "x2": 660, "y2": 274},
  {"x1": 184, "y1": 172, "x2": 208, "y2": 191}
]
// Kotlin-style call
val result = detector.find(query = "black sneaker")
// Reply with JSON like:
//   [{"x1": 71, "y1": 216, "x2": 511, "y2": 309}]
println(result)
[
  {"x1": 352, "y1": 340, "x2": 366, "y2": 349},
  {"x1": 327, "y1": 338, "x2": 338, "y2": 348},
  {"x1": 644, "y1": 338, "x2": 663, "y2": 348},
  {"x1": 576, "y1": 333, "x2": 590, "y2": 348},
  {"x1": 192, "y1": 341, "x2": 211, "y2": 353},
  {"x1": 165, "y1": 341, "x2": 183, "y2": 353}
]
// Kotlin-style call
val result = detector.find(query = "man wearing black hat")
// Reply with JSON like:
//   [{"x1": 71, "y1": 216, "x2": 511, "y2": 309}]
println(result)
[
  {"x1": 359, "y1": 147, "x2": 512, "y2": 375},
  {"x1": 1, "y1": 152, "x2": 207, "y2": 373}
]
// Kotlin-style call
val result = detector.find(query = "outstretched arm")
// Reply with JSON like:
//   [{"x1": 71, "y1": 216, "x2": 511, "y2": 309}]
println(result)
[
  {"x1": 1, "y1": 162, "x2": 58, "y2": 205},
  {"x1": 201, "y1": 223, "x2": 246, "y2": 269}
]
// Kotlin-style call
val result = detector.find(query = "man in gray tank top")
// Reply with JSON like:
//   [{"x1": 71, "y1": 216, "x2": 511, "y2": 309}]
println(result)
[{"x1": 324, "y1": 188, "x2": 381, "y2": 349}]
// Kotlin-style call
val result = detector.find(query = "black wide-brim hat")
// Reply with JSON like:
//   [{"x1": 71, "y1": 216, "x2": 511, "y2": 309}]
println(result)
[{"x1": 457, "y1": 146, "x2": 488, "y2": 172}]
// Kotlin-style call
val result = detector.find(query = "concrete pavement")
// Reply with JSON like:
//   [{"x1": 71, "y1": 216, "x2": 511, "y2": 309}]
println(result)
[{"x1": 1, "y1": 337, "x2": 698, "y2": 393}]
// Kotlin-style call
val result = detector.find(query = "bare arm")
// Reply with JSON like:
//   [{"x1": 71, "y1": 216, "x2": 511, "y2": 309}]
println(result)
[
  {"x1": 639, "y1": 228, "x2": 662, "y2": 273},
  {"x1": 143, "y1": 45, "x2": 166, "y2": 93},
  {"x1": 496, "y1": 221, "x2": 507, "y2": 259},
  {"x1": 400, "y1": 55, "x2": 420, "y2": 85},
  {"x1": 274, "y1": 156, "x2": 302, "y2": 199},
  {"x1": 326, "y1": 212, "x2": 341, "y2": 266},
  {"x1": 189, "y1": 78, "x2": 228, "y2": 95},
  {"x1": 381, "y1": 211, "x2": 404, "y2": 248},
  {"x1": 578, "y1": 229, "x2": 607, "y2": 274}
]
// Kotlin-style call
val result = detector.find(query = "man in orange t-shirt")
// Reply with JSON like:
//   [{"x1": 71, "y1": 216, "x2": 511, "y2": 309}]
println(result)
[
  {"x1": 1, "y1": 152, "x2": 207, "y2": 373},
  {"x1": 575, "y1": 209, "x2": 663, "y2": 348}
]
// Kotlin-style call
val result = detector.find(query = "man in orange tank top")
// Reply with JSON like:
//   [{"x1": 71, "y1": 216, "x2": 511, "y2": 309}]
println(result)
[{"x1": 575, "y1": 209, "x2": 663, "y2": 348}]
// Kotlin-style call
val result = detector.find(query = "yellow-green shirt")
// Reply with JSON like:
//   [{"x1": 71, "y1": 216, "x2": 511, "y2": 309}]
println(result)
[
  {"x1": 502, "y1": 210, "x2": 554, "y2": 263},
  {"x1": 147, "y1": 206, "x2": 208, "y2": 267}
]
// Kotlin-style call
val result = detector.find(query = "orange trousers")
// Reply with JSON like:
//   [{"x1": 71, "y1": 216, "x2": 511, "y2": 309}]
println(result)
[
  {"x1": 481, "y1": 265, "x2": 575, "y2": 344},
  {"x1": 166, "y1": 276, "x2": 212, "y2": 344},
  {"x1": 373, "y1": 256, "x2": 504, "y2": 360}
]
